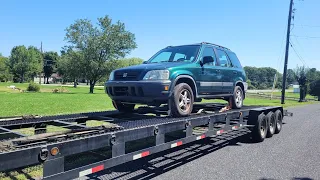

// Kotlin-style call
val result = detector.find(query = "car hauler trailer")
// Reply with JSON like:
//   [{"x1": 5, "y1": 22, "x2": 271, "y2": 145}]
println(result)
[{"x1": 0, "y1": 104, "x2": 292, "y2": 180}]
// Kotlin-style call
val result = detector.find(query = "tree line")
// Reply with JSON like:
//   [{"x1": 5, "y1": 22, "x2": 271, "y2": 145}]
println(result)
[{"x1": 244, "y1": 66, "x2": 320, "y2": 89}]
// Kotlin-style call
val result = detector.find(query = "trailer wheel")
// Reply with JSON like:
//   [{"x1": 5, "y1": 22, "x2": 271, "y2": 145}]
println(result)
[
  {"x1": 266, "y1": 112, "x2": 276, "y2": 138},
  {"x1": 169, "y1": 83, "x2": 194, "y2": 117},
  {"x1": 274, "y1": 110, "x2": 283, "y2": 134},
  {"x1": 251, "y1": 113, "x2": 267, "y2": 142}
]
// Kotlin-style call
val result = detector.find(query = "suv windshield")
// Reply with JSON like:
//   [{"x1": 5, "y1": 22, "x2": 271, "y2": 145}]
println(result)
[{"x1": 147, "y1": 45, "x2": 200, "y2": 63}]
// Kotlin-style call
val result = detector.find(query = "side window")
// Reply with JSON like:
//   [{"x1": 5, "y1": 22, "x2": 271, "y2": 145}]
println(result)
[
  {"x1": 227, "y1": 52, "x2": 242, "y2": 68},
  {"x1": 201, "y1": 47, "x2": 216, "y2": 66},
  {"x1": 216, "y1": 49, "x2": 231, "y2": 67},
  {"x1": 173, "y1": 53, "x2": 186, "y2": 61}
]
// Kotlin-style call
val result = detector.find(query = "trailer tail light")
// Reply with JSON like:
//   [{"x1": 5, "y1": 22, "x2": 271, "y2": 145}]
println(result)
[
  {"x1": 196, "y1": 134, "x2": 206, "y2": 140},
  {"x1": 171, "y1": 141, "x2": 183, "y2": 148},
  {"x1": 50, "y1": 147, "x2": 59, "y2": 156},
  {"x1": 133, "y1": 151, "x2": 150, "y2": 160},
  {"x1": 79, "y1": 164, "x2": 104, "y2": 177},
  {"x1": 216, "y1": 130, "x2": 224, "y2": 135}
]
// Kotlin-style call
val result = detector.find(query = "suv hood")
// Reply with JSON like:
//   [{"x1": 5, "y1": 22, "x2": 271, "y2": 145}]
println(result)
[{"x1": 113, "y1": 62, "x2": 191, "y2": 81}]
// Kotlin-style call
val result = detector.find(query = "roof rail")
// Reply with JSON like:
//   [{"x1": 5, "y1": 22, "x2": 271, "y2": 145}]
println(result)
[{"x1": 201, "y1": 42, "x2": 230, "y2": 50}]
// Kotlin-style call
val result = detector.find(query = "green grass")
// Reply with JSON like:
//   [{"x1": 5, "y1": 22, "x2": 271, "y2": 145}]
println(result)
[
  {"x1": 0, "y1": 82, "x2": 113, "y2": 117},
  {"x1": 257, "y1": 90, "x2": 316, "y2": 99}
]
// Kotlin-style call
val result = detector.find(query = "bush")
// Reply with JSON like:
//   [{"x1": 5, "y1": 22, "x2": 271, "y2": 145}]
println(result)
[
  {"x1": 309, "y1": 79, "x2": 320, "y2": 99},
  {"x1": 27, "y1": 83, "x2": 40, "y2": 92}
]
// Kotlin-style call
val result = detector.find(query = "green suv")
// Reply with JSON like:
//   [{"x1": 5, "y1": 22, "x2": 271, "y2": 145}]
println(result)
[{"x1": 105, "y1": 42, "x2": 247, "y2": 117}]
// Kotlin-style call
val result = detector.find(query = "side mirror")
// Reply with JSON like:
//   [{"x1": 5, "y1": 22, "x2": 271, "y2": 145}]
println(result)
[
  {"x1": 142, "y1": 61, "x2": 148, "y2": 64},
  {"x1": 201, "y1": 56, "x2": 214, "y2": 66}
]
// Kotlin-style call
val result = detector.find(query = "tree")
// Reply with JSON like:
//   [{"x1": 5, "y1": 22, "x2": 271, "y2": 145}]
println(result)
[
  {"x1": 43, "y1": 51, "x2": 59, "y2": 84},
  {"x1": 64, "y1": 15, "x2": 137, "y2": 93},
  {"x1": 286, "y1": 69, "x2": 295, "y2": 85},
  {"x1": 294, "y1": 66, "x2": 309, "y2": 102},
  {"x1": 0, "y1": 55, "x2": 12, "y2": 82},
  {"x1": 8, "y1": 45, "x2": 42, "y2": 83},
  {"x1": 57, "y1": 50, "x2": 83, "y2": 87},
  {"x1": 309, "y1": 79, "x2": 320, "y2": 101},
  {"x1": 28, "y1": 46, "x2": 43, "y2": 79},
  {"x1": 244, "y1": 66, "x2": 279, "y2": 89},
  {"x1": 306, "y1": 68, "x2": 319, "y2": 83}
]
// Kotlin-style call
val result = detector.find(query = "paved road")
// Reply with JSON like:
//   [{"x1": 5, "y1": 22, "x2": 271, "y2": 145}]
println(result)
[{"x1": 81, "y1": 103, "x2": 320, "y2": 180}]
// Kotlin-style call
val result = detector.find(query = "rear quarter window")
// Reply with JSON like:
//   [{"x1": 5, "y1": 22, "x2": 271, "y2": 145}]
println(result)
[{"x1": 227, "y1": 52, "x2": 242, "y2": 68}]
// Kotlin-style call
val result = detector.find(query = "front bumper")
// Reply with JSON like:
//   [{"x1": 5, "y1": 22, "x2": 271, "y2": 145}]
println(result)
[{"x1": 105, "y1": 80, "x2": 172, "y2": 104}]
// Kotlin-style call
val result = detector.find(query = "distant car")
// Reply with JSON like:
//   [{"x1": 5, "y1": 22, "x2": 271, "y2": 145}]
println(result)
[{"x1": 105, "y1": 42, "x2": 247, "y2": 117}]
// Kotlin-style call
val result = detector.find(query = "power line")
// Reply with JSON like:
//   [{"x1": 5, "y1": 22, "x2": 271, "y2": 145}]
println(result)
[
  {"x1": 292, "y1": 34, "x2": 309, "y2": 66},
  {"x1": 291, "y1": 35, "x2": 320, "y2": 39},
  {"x1": 289, "y1": 41, "x2": 308, "y2": 67},
  {"x1": 294, "y1": 24, "x2": 320, "y2": 28},
  {"x1": 276, "y1": 23, "x2": 288, "y2": 72}
]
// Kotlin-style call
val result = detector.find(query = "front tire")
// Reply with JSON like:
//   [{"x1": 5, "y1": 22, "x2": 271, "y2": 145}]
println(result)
[
  {"x1": 113, "y1": 101, "x2": 135, "y2": 112},
  {"x1": 168, "y1": 83, "x2": 194, "y2": 117},
  {"x1": 231, "y1": 86, "x2": 244, "y2": 109}
]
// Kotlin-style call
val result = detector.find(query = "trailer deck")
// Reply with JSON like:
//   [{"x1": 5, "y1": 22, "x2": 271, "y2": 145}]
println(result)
[{"x1": 0, "y1": 104, "x2": 292, "y2": 180}]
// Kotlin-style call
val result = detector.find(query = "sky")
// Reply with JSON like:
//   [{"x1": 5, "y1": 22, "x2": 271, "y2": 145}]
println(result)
[{"x1": 1, "y1": 0, "x2": 320, "y2": 72}]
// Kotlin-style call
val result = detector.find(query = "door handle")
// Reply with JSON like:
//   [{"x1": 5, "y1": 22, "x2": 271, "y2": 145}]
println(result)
[
  {"x1": 216, "y1": 69, "x2": 221, "y2": 73},
  {"x1": 233, "y1": 71, "x2": 237, "y2": 74}
]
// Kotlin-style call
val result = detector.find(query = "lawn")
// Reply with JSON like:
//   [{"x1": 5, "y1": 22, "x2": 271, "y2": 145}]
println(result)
[
  {"x1": 250, "y1": 89, "x2": 316, "y2": 100},
  {"x1": 0, "y1": 82, "x2": 113, "y2": 117},
  {"x1": 0, "y1": 82, "x2": 317, "y2": 117}
]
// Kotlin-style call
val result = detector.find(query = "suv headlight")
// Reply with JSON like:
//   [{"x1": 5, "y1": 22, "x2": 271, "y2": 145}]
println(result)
[
  {"x1": 109, "y1": 71, "x2": 115, "y2": 80},
  {"x1": 143, "y1": 70, "x2": 169, "y2": 80}
]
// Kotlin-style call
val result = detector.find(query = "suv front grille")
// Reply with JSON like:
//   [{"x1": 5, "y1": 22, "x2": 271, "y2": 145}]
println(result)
[{"x1": 114, "y1": 71, "x2": 140, "y2": 81}]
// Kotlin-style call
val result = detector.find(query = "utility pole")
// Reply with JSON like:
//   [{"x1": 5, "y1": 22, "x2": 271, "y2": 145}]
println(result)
[
  {"x1": 281, "y1": 0, "x2": 294, "y2": 104},
  {"x1": 39, "y1": 42, "x2": 43, "y2": 85}
]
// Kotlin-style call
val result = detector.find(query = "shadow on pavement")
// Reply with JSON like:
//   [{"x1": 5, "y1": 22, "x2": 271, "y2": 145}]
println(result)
[{"x1": 85, "y1": 129, "x2": 251, "y2": 180}]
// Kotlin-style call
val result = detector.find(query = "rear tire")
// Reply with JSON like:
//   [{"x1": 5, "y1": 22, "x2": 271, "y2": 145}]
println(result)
[
  {"x1": 251, "y1": 113, "x2": 267, "y2": 143},
  {"x1": 113, "y1": 101, "x2": 135, "y2": 112},
  {"x1": 274, "y1": 110, "x2": 283, "y2": 134},
  {"x1": 266, "y1": 112, "x2": 276, "y2": 138},
  {"x1": 231, "y1": 86, "x2": 244, "y2": 109},
  {"x1": 168, "y1": 83, "x2": 194, "y2": 117}
]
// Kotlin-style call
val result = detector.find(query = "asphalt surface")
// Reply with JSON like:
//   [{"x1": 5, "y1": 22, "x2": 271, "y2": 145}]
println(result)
[{"x1": 81, "y1": 103, "x2": 320, "y2": 180}]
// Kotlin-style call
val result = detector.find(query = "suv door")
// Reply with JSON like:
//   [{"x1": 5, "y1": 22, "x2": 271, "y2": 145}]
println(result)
[
  {"x1": 197, "y1": 46, "x2": 223, "y2": 95},
  {"x1": 215, "y1": 48, "x2": 235, "y2": 94}
]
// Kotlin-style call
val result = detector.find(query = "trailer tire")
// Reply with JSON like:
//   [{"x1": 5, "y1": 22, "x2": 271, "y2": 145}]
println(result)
[
  {"x1": 251, "y1": 113, "x2": 267, "y2": 142},
  {"x1": 266, "y1": 112, "x2": 276, "y2": 138},
  {"x1": 274, "y1": 110, "x2": 283, "y2": 134},
  {"x1": 168, "y1": 83, "x2": 194, "y2": 117}
]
